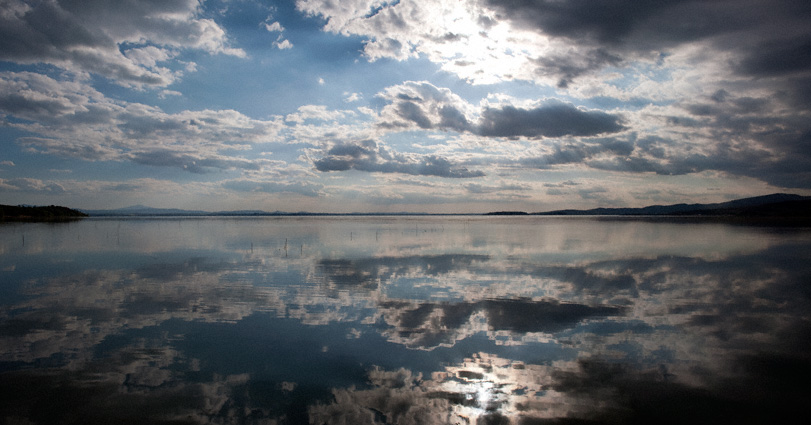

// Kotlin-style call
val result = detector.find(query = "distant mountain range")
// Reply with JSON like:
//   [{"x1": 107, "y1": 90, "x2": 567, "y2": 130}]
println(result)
[
  {"x1": 532, "y1": 193, "x2": 811, "y2": 217},
  {"x1": 82, "y1": 205, "x2": 298, "y2": 216},
  {"x1": 79, "y1": 193, "x2": 810, "y2": 218},
  {"x1": 81, "y1": 205, "x2": 437, "y2": 217}
]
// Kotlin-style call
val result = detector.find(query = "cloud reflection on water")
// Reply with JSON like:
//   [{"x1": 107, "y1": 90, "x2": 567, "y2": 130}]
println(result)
[{"x1": 1, "y1": 217, "x2": 810, "y2": 423}]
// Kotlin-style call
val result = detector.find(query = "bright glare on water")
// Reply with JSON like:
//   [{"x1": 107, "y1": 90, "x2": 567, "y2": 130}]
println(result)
[{"x1": 1, "y1": 216, "x2": 810, "y2": 424}]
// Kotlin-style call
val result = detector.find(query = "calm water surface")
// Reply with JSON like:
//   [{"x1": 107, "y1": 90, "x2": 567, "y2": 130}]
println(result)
[{"x1": 1, "y1": 217, "x2": 810, "y2": 424}]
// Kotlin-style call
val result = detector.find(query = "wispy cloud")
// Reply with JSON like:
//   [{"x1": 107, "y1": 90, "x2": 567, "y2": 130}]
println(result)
[{"x1": 0, "y1": 71, "x2": 284, "y2": 173}]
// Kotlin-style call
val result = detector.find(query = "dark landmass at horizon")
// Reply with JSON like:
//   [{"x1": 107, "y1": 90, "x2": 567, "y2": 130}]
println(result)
[
  {"x1": 1, "y1": 204, "x2": 88, "y2": 222},
  {"x1": 530, "y1": 193, "x2": 811, "y2": 218},
  {"x1": 5, "y1": 193, "x2": 808, "y2": 219},
  {"x1": 81, "y1": 205, "x2": 458, "y2": 217}
]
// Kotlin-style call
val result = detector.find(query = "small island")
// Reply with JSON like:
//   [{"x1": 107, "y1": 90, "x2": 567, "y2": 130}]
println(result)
[{"x1": 0, "y1": 204, "x2": 88, "y2": 222}]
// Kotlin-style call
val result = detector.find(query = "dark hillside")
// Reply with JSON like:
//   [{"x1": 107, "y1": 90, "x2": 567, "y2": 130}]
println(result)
[
  {"x1": 0, "y1": 205, "x2": 88, "y2": 221},
  {"x1": 533, "y1": 193, "x2": 811, "y2": 217}
]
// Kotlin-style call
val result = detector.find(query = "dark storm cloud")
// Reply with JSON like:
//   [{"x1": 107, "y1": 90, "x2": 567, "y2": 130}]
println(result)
[
  {"x1": 0, "y1": 0, "x2": 105, "y2": 58},
  {"x1": 485, "y1": 0, "x2": 811, "y2": 93},
  {"x1": 736, "y1": 36, "x2": 811, "y2": 77},
  {"x1": 535, "y1": 47, "x2": 624, "y2": 88},
  {"x1": 485, "y1": 0, "x2": 726, "y2": 45},
  {"x1": 781, "y1": 76, "x2": 811, "y2": 110},
  {"x1": 485, "y1": 0, "x2": 806, "y2": 48},
  {"x1": 477, "y1": 102, "x2": 625, "y2": 138},
  {"x1": 314, "y1": 140, "x2": 485, "y2": 178}
]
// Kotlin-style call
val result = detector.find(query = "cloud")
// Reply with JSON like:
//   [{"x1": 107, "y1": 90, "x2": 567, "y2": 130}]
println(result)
[
  {"x1": 264, "y1": 21, "x2": 284, "y2": 32},
  {"x1": 343, "y1": 92, "x2": 362, "y2": 103},
  {"x1": 378, "y1": 81, "x2": 625, "y2": 138},
  {"x1": 534, "y1": 47, "x2": 624, "y2": 88},
  {"x1": 286, "y1": 104, "x2": 352, "y2": 123},
  {"x1": 465, "y1": 182, "x2": 530, "y2": 194},
  {"x1": 128, "y1": 151, "x2": 266, "y2": 174},
  {"x1": 299, "y1": 0, "x2": 811, "y2": 101},
  {"x1": 293, "y1": 0, "x2": 642, "y2": 85},
  {"x1": 369, "y1": 81, "x2": 811, "y2": 188},
  {"x1": 0, "y1": 72, "x2": 285, "y2": 173},
  {"x1": 222, "y1": 179, "x2": 322, "y2": 197},
  {"x1": 274, "y1": 39, "x2": 293, "y2": 49},
  {"x1": 264, "y1": 18, "x2": 293, "y2": 49},
  {"x1": 319, "y1": 254, "x2": 490, "y2": 290},
  {"x1": 158, "y1": 89, "x2": 182, "y2": 99},
  {"x1": 477, "y1": 102, "x2": 625, "y2": 138},
  {"x1": 483, "y1": 0, "x2": 811, "y2": 102},
  {"x1": 483, "y1": 0, "x2": 811, "y2": 59},
  {"x1": 484, "y1": 0, "x2": 699, "y2": 45},
  {"x1": 314, "y1": 140, "x2": 485, "y2": 178},
  {"x1": 296, "y1": 0, "x2": 552, "y2": 84},
  {"x1": 544, "y1": 180, "x2": 580, "y2": 188},
  {"x1": 0, "y1": 177, "x2": 65, "y2": 193},
  {"x1": 736, "y1": 36, "x2": 811, "y2": 78},
  {"x1": 0, "y1": 0, "x2": 244, "y2": 88},
  {"x1": 291, "y1": 1, "x2": 811, "y2": 190},
  {"x1": 624, "y1": 90, "x2": 811, "y2": 187},
  {"x1": 518, "y1": 138, "x2": 634, "y2": 170},
  {"x1": 5, "y1": 216, "x2": 809, "y2": 423},
  {"x1": 379, "y1": 298, "x2": 624, "y2": 348},
  {"x1": 378, "y1": 81, "x2": 474, "y2": 132}
]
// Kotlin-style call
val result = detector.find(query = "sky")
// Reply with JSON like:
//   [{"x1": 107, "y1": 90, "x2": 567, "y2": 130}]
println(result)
[{"x1": 1, "y1": 0, "x2": 810, "y2": 213}]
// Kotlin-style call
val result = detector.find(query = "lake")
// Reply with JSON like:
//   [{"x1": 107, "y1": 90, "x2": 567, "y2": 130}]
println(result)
[{"x1": 1, "y1": 216, "x2": 810, "y2": 424}]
